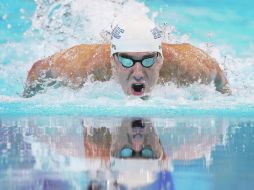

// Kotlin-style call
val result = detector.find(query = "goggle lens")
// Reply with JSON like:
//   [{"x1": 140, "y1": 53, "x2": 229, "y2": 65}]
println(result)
[
  {"x1": 118, "y1": 56, "x2": 134, "y2": 67},
  {"x1": 119, "y1": 147, "x2": 133, "y2": 158},
  {"x1": 141, "y1": 148, "x2": 154, "y2": 158},
  {"x1": 116, "y1": 53, "x2": 159, "y2": 68},
  {"x1": 142, "y1": 57, "x2": 156, "y2": 68},
  {"x1": 119, "y1": 147, "x2": 154, "y2": 158}
]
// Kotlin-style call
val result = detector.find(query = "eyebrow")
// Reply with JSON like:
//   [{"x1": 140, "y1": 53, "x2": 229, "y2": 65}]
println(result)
[{"x1": 118, "y1": 53, "x2": 157, "y2": 60}]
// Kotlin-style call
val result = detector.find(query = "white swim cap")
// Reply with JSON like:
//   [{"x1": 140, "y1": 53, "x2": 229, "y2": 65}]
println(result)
[
  {"x1": 110, "y1": 158, "x2": 161, "y2": 188},
  {"x1": 110, "y1": 17, "x2": 163, "y2": 55}
]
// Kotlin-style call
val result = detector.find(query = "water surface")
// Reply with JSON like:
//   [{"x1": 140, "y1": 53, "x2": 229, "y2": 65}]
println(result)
[{"x1": 0, "y1": 116, "x2": 253, "y2": 189}]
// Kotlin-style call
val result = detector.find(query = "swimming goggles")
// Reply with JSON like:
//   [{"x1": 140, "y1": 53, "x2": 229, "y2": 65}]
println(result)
[
  {"x1": 114, "y1": 53, "x2": 159, "y2": 68},
  {"x1": 119, "y1": 146, "x2": 155, "y2": 159}
]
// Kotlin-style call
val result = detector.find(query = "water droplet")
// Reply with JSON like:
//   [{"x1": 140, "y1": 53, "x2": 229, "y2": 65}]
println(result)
[
  {"x1": 2, "y1": 14, "x2": 8, "y2": 20},
  {"x1": 20, "y1": 8, "x2": 25, "y2": 14},
  {"x1": 7, "y1": 24, "x2": 12, "y2": 29}
]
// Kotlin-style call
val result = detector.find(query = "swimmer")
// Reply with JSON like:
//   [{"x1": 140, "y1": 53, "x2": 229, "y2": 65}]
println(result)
[{"x1": 23, "y1": 17, "x2": 231, "y2": 98}]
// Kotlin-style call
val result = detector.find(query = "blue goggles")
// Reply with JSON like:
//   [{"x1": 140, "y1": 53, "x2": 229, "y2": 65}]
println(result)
[
  {"x1": 114, "y1": 53, "x2": 160, "y2": 68},
  {"x1": 119, "y1": 147, "x2": 155, "y2": 159}
]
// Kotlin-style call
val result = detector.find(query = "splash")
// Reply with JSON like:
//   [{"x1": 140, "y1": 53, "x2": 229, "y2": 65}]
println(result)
[{"x1": 29, "y1": 0, "x2": 150, "y2": 48}]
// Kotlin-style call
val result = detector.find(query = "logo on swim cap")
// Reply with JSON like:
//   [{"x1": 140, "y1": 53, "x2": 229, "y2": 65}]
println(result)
[
  {"x1": 111, "y1": 25, "x2": 125, "y2": 39},
  {"x1": 110, "y1": 17, "x2": 163, "y2": 55},
  {"x1": 151, "y1": 27, "x2": 163, "y2": 39},
  {"x1": 111, "y1": 44, "x2": 116, "y2": 50}
]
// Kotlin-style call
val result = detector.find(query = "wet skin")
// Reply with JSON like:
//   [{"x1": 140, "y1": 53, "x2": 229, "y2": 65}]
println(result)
[{"x1": 112, "y1": 52, "x2": 163, "y2": 97}]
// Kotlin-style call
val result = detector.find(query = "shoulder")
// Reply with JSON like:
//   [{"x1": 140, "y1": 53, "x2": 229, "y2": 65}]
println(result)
[{"x1": 162, "y1": 43, "x2": 212, "y2": 61}]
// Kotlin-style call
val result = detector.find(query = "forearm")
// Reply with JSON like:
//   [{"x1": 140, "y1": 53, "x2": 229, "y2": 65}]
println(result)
[{"x1": 214, "y1": 66, "x2": 231, "y2": 94}]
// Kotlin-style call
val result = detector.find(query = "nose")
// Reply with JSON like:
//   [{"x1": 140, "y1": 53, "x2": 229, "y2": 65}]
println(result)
[
  {"x1": 132, "y1": 141, "x2": 143, "y2": 152},
  {"x1": 132, "y1": 62, "x2": 144, "y2": 81},
  {"x1": 132, "y1": 134, "x2": 144, "y2": 152}
]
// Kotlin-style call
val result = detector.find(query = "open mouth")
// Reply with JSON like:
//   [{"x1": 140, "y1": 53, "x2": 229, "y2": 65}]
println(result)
[{"x1": 131, "y1": 83, "x2": 145, "y2": 96}]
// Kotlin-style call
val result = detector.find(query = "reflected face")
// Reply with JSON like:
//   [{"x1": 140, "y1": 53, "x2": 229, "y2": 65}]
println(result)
[
  {"x1": 112, "y1": 52, "x2": 163, "y2": 97},
  {"x1": 111, "y1": 119, "x2": 163, "y2": 159}
]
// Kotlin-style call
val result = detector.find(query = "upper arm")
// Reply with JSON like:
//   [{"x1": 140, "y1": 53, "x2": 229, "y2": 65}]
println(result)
[
  {"x1": 161, "y1": 43, "x2": 231, "y2": 94},
  {"x1": 23, "y1": 44, "x2": 112, "y2": 97}
]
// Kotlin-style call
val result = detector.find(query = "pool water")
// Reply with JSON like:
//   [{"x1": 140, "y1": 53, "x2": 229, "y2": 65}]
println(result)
[
  {"x1": 0, "y1": 117, "x2": 253, "y2": 190},
  {"x1": 0, "y1": 0, "x2": 254, "y2": 189}
]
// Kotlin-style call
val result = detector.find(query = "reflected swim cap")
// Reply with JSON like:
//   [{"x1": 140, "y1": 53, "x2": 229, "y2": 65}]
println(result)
[{"x1": 110, "y1": 17, "x2": 163, "y2": 55}]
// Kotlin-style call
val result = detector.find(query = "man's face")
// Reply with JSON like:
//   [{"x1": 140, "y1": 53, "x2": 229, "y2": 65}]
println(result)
[
  {"x1": 111, "y1": 52, "x2": 163, "y2": 97},
  {"x1": 110, "y1": 119, "x2": 164, "y2": 159}
]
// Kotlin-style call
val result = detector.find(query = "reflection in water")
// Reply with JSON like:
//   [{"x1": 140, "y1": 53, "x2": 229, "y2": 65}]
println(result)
[
  {"x1": 84, "y1": 118, "x2": 174, "y2": 190},
  {"x1": 210, "y1": 122, "x2": 254, "y2": 190},
  {"x1": 0, "y1": 117, "x2": 253, "y2": 190},
  {"x1": 0, "y1": 119, "x2": 79, "y2": 190},
  {"x1": 110, "y1": 119, "x2": 164, "y2": 159},
  {"x1": 0, "y1": 124, "x2": 35, "y2": 170}
]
